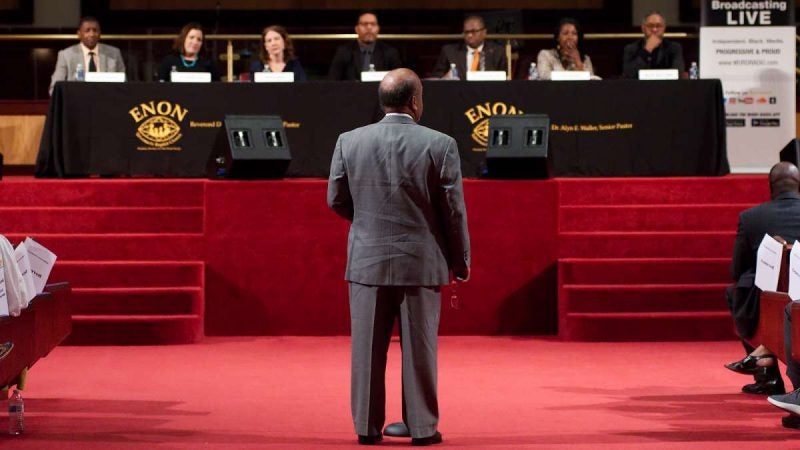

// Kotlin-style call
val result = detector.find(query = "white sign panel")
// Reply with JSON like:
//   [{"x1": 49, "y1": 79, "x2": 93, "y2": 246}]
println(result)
[
  {"x1": 700, "y1": 0, "x2": 795, "y2": 174},
  {"x1": 254, "y1": 72, "x2": 295, "y2": 83},
  {"x1": 465, "y1": 71, "x2": 507, "y2": 81},
  {"x1": 550, "y1": 71, "x2": 591, "y2": 81},
  {"x1": 755, "y1": 233, "x2": 784, "y2": 291},
  {"x1": 170, "y1": 72, "x2": 212, "y2": 83},
  {"x1": 638, "y1": 69, "x2": 679, "y2": 80},
  {"x1": 360, "y1": 71, "x2": 389, "y2": 82},
  {"x1": 85, "y1": 72, "x2": 126, "y2": 83},
  {"x1": 789, "y1": 241, "x2": 800, "y2": 300}
]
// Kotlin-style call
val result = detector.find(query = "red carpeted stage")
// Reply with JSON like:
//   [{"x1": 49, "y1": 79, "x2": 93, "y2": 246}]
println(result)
[
  {"x1": 8, "y1": 337, "x2": 799, "y2": 449},
  {"x1": 0, "y1": 175, "x2": 768, "y2": 344}
]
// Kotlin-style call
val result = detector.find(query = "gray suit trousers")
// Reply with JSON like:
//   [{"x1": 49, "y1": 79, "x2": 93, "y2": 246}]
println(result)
[{"x1": 349, "y1": 282, "x2": 440, "y2": 438}]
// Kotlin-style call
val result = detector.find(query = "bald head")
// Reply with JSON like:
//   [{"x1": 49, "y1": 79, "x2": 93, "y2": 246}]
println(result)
[
  {"x1": 378, "y1": 68, "x2": 423, "y2": 121},
  {"x1": 769, "y1": 161, "x2": 800, "y2": 197}
]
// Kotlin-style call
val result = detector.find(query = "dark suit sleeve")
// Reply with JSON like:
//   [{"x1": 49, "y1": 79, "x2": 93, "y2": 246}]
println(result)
[
  {"x1": 667, "y1": 41, "x2": 686, "y2": 72},
  {"x1": 431, "y1": 46, "x2": 452, "y2": 78},
  {"x1": 327, "y1": 135, "x2": 354, "y2": 221},
  {"x1": 731, "y1": 213, "x2": 752, "y2": 282},
  {"x1": 207, "y1": 59, "x2": 221, "y2": 81},
  {"x1": 495, "y1": 45, "x2": 508, "y2": 73},
  {"x1": 438, "y1": 137, "x2": 470, "y2": 276},
  {"x1": 292, "y1": 60, "x2": 308, "y2": 81},
  {"x1": 622, "y1": 42, "x2": 648, "y2": 78},
  {"x1": 157, "y1": 55, "x2": 175, "y2": 82},
  {"x1": 328, "y1": 45, "x2": 350, "y2": 80},
  {"x1": 384, "y1": 44, "x2": 403, "y2": 70}
]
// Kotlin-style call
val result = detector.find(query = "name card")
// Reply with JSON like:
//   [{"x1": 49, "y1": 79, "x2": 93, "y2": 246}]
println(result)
[
  {"x1": 0, "y1": 255, "x2": 7, "y2": 317},
  {"x1": 550, "y1": 70, "x2": 591, "y2": 81},
  {"x1": 171, "y1": 72, "x2": 212, "y2": 83},
  {"x1": 790, "y1": 241, "x2": 800, "y2": 300},
  {"x1": 755, "y1": 233, "x2": 783, "y2": 292},
  {"x1": 85, "y1": 72, "x2": 126, "y2": 82},
  {"x1": 466, "y1": 71, "x2": 507, "y2": 81},
  {"x1": 638, "y1": 69, "x2": 679, "y2": 80},
  {"x1": 360, "y1": 71, "x2": 389, "y2": 82},
  {"x1": 254, "y1": 72, "x2": 295, "y2": 83},
  {"x1": 14, "y1": 243, "x2": 36, "y2": 306},
  {"x1": 23, "y1": 237, "x2": 56, "y2": 295}
]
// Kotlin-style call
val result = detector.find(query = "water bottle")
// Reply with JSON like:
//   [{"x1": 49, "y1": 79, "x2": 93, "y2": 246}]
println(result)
[
  {"x1": 368, "y1": 63, "x2": 375, "y2": 72},
  {"x1": 449, "y1": 63, "x2": 459, "y2": 80},
  {"x1": 528, "y1": 62, "x2": 539, "y2": 80},
  {"x1": 8, "y1": 389, "x2": 23, "y2": 435},
  {"x1": 75, "y1": 63, "x2": 85, "y2": 81},
  {"x1": 689, "y1": 61, "x2": 699, "y2": 80}
]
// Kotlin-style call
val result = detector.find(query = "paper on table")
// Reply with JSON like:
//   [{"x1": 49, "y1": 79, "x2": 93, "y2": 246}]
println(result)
[
  {"x1": 0, "y1": 255, "x2": 8, "y2": 317},
  {"x1": 23, "y1": 237, "x2": 57, "y2": 295},
  {"x1": 755, "y1": 233, "x2": 783, "y2": 292},
  {"x1": 14, "y1": 242, "x2": 36, "y2": 306},
  {"x1": 789, "y1": 241, "x2": 800, "y2": 301}
]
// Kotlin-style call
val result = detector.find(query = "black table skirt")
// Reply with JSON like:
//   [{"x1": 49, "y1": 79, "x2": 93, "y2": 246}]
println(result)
[{"x1": 36, "y1": 80, "x2": 728, "y2": 178}]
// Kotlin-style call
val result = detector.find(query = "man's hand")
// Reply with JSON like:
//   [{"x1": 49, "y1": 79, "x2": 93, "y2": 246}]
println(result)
[
  {"x1": 454, "y1": 267, "x2": 470, "y2": 282},
  {"x1": 644, "y1": 34, "x2": 662, "y2": 53}
]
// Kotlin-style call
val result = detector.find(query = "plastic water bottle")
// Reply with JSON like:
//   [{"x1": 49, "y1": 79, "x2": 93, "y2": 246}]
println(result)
[
  {"x1": 75, "y1": 63, "x2": 85, "y2": 81},
  {"x1": 689, "y1": 62, "x2": 699, "y2": 80},
  {"x1": 528, "y1": 62, "x2": 539, "y2": 80},
  {"x1": 449, "y1": 63, "x2": 459, "y2": 80},
  {"x1": 368, "y1": 63, "x2": 375, "y2": 72},
  {"x1": 8, "y1": 389, "x2": 23, "y2": 435}
]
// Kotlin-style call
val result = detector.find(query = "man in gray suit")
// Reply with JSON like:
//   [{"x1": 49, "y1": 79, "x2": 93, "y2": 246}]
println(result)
[
  {"x1": 328, "y1": 68, "x2": 470, "y2": 446},
  {"x1": 49, "y1": 16, "x2": 126, "y2": 95},
  {"x1": 431, "y1": 15, "x2": 507, "y2": 78}
]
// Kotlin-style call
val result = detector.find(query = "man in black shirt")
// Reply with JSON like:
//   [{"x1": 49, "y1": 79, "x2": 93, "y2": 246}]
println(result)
[
  {"x1": 622, "y1": 11, "x2": 685, "y2": 78},
  {"x1": 328, "y1": 11, "x2": 402, "y2": 81}
]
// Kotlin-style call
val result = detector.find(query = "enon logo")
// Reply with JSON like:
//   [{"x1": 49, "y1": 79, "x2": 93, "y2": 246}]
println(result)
[
  {"x1": 128, "y1": 100, "x2": 188, "y2": 148},
  {"x1": 464, "y1": 102, "x2": 524, "y2": 147}
]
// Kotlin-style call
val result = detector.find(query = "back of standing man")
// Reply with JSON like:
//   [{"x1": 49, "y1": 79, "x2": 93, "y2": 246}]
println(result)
[{"x1": 327, "y1": 68, "x2": 471, "y2": 446}]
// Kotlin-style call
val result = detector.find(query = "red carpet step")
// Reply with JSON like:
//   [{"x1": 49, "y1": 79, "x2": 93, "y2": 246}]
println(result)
[{"x1": 556, "y1": 176, "x2": 765, "y2": 341}]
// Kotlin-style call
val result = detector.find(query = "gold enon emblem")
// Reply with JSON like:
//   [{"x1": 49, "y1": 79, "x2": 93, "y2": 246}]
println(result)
[
  {"x1": 128, "y1": 100, "x2": 188, "y2": 149},
  {"x1": 464, "y1": 102, "x2": 524, "y2": 148},
  {"x1": 136, "y1": 116, "x2": 182, "y2": 147}
]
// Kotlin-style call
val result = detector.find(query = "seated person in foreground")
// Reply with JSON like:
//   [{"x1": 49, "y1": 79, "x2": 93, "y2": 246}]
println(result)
[
  {"x1": 327, "y1": 11, "x2": 402, "y2": 80},
  {"x1": 724, "y1": 162, "x2": 800, "y2": 396},
  {"x1": 430, "y1": 14, "x2": 507, "y2": 79},
  {"x1": 536, "y1": 17, "x2": 595, "y2": 80},
  {"x1": 250, "y1": 25, "x2": 307, "y2": 81},
  {"x1": 49, "y1": 16, "x2": 126, "y2": 95},
  {"x1": 622, "y1": 11, "x2": 685, "y2": 78},
  {"x1": 158, "y1": 22, "x2": 221, "y2": 82}
]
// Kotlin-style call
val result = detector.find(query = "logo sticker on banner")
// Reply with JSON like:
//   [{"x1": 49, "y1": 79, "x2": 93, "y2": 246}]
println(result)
[
  {"x1": 463, "y1": 102, "x2": 525, "y2": 150},
  {"x1": 128, "y1": 100, "x2": 190, "y2": 151}
]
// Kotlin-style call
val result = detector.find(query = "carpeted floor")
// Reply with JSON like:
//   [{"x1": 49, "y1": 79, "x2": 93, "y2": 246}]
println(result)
[{"x1": 4, "y1": 337, "x2": 799, "y2": 449}]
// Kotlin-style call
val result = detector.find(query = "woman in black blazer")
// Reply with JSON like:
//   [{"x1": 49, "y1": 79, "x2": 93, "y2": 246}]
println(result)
[
  {"x1": 250, "y1": 25, "x2": 307, "y2": 82},
  {"x1": 158, "y1": 22, "x2": 221, "y2": 82}
]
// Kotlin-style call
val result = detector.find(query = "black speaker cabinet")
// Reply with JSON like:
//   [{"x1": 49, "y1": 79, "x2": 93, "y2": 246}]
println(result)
[
  {"x1": 209, "y1": 115, "x2": 291, "y2": 179},
  {"x1": 485, "y1": 114, "x2": 550, "y2": 179},
  {"x1": 780, "y1": 138, "x2": 800, "y2": 166}
]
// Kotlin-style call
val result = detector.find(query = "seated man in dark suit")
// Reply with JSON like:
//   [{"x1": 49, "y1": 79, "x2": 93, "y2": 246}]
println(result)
[
  {"x1": 431, "y1": 15, "x2": 507, "y2": 79},
  {"x1": 724, "y1": 162, "x2": 800, "y2": 396},
  {"x1": 328, "y1": 11, "x2": 402, "y2": 81},
  {"x1": 622, "y1": 11, "x2": 685, "y2": 78}
]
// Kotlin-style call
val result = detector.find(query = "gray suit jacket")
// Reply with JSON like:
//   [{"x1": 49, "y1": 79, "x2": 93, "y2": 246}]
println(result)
[
  {"x1": 432, "y1": 41, "x2": 507, "y2": 78},
  {"x1": 328, "y1": 114, "x2": 470, "y2": 286},
  {"x1": 49, "y1": 43, "x2": 126, "y2": 95}
]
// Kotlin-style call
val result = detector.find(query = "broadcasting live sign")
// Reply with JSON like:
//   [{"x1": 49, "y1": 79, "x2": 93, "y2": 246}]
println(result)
[
  {"x1": 700, "y1": 0, "x2": 795, "y2": 172},
  {"x1": 703, "y1": 1, "x2": 793, "y2": 26}
]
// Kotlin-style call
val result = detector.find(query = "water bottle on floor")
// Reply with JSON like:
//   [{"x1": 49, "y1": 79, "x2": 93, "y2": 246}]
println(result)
[{"x1": 8, "y1": 389, "x2": 23, "y2": 435}]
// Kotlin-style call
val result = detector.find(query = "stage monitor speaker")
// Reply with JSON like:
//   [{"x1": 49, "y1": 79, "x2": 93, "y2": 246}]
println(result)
[
  {"x1": 485, "y1": 114, "x2": 550, "y2": 179},
  {"x1": 209, "y1": 115, "x2": 291, "y2": 179},
  {"x1": 779, "y1": 138, "x2": 800, "y2": 166}
]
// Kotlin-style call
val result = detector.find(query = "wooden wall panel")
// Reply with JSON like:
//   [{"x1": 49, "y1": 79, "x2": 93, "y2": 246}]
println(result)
[{"x1": 0, "y1": 116, "x2": 45, "y2": 165}]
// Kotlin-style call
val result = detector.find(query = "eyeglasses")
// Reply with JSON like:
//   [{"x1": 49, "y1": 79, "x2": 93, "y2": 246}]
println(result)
[
  {"x1": 358, "y1": 21, "x2": 378, "y2": 27},
  {"x1": 644, "y1": 23, "x2": 665, "y2": 29},
  {"x1": 463, "y1": 27, "x2": 486, "y2": 35}
]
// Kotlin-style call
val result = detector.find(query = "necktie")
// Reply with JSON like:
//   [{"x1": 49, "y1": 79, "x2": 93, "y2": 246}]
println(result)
[
  {"x1": 88, "y1": 51, "x2": 97, "y2": 72},
  {"x1": 470, "y1": 49, "x2": 481, "y2": 71},
  {"x1": 362, "y1": 50, "x2": 372, "y2": 71}
]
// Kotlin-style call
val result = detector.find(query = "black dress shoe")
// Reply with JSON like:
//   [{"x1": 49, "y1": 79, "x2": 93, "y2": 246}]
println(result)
[
  {"x1": 384, "y1": 422, "x2": 411, "y2": 437},
  {"x1": 357, "y1": 434, "x2": 383, "y2": 445},
  {"x1": 0, "y1": 342, "x2": 13, "y2": 361},
  {"x1": 411, "y1": 431, "x2": 442, "y2": 446},
  {"x1": 783, "y1": 414, "x2": 800, "y2": 429},
  {"x1": 742, "y1": 378, "x2": 786, "y2": 395},
  {"x1": 725, "y1": 354, "x2": 777, "y2": 375}
]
